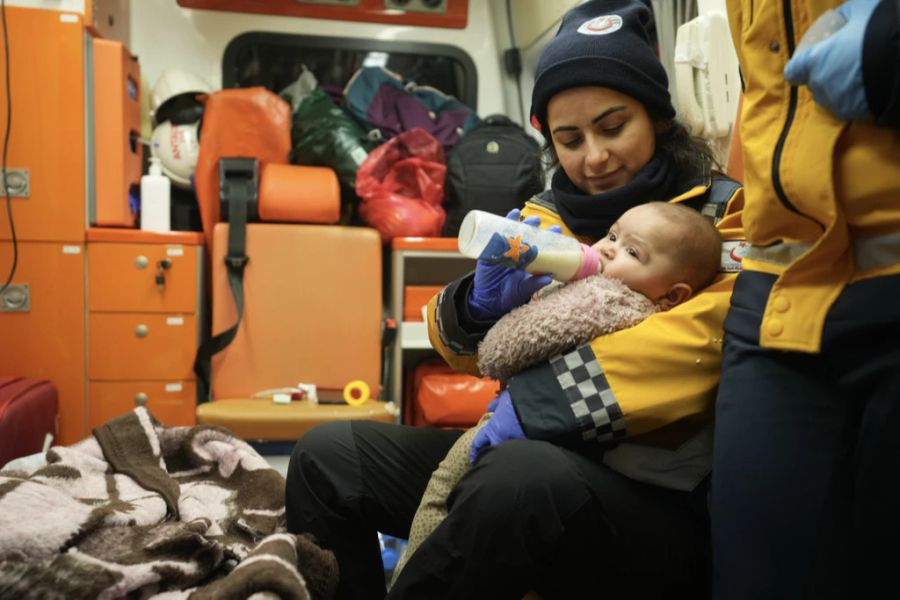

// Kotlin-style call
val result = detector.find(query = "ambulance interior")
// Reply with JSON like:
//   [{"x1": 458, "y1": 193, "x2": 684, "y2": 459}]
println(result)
[{"x1": 0, "y1": 0, "x2": 742, "y2": 593}]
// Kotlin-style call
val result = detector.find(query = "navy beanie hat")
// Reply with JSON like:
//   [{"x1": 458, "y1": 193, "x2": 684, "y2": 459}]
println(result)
[{"x1": 530, "y1": 0, "x2": 675, "y2": 132}]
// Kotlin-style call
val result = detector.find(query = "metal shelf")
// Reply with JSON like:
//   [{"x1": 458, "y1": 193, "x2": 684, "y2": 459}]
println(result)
[{"x1": 388, "y1": 238, "x2": 475, "y2": 412}]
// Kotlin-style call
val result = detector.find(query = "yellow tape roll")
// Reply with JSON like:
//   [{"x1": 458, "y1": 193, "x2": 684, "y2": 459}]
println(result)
[{"x1": 343, "y1": 380, "x2": 371, "y2": 406}]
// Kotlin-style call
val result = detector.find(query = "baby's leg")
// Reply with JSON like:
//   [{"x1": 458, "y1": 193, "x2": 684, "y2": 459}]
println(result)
[{"x1": 390, "y1": 415, "x2": 490, "y2": 585}]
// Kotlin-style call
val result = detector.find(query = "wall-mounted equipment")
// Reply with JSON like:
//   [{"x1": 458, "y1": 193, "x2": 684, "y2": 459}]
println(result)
[{"x1": 176, "y1": 0, "x2": 466, "y2": 28}]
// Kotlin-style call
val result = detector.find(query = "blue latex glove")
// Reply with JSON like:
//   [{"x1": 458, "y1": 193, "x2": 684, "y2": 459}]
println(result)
[
  {"x1": 468, "y1": 209, "x2": 560, "y2": 320},
  {"x1": 784, "y1": 0, "x2": 879, "y2": 120},
  {"x1": 469, "y1": 389, "x2": 526, "y2": 464}
]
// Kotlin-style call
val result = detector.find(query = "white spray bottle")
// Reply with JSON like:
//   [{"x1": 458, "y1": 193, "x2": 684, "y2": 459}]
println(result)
[{"x1": 140, "y1": 156, "x2": 171, "y2": 232}]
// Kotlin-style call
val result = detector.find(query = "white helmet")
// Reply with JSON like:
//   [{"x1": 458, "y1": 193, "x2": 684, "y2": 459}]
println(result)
[
  {"x1": 150, "y1": 120, "x2": 200, "y2": 189},
  {"x1": 150, "y1": 68, "x2": 211, "y2": 126}
]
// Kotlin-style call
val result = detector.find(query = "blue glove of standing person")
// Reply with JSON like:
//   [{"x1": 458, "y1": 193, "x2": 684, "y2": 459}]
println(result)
[
  {"x1": 468, "y1": 209, "x2": 559, "y2": 321},
  {"x1": 469, "y1": 389, "x2": 526, "y2": 464},
  {"x1": 784, "y1": 0, "x2": 879, "y2": 120}
]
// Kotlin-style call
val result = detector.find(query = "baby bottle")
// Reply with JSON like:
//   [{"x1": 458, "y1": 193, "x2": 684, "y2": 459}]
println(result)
[{"x1": 457, "y1": 209, "x2": 599, "y2": 282}]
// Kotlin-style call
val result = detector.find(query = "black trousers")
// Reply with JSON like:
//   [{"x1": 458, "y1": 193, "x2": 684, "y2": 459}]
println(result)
[
  {"x1": 286, "y1": 419, "x2": 711, "y2": 600},
  {"x1": 711, "y1": 271, "x2": 900, "y2": 599}
]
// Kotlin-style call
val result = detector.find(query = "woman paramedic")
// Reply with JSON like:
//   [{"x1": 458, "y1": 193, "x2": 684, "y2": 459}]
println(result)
[
  {"x1": 286, "y1": 1, "x2": 745, "y2": 598},
  {"x1": 711, "y1": 1, "x2": 900, "y2": 598}
]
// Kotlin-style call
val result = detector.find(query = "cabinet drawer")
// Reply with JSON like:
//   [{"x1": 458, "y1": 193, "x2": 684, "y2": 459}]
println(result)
[
  {"x1": 88, "y1": 242, "x2": 200, "y2": 312},
  {"x1": 88, "y1": 380, "x2": 196, "y2": 429},
  {"x1": 89, "y1": 312, "x2": 197, "y2": 380}
]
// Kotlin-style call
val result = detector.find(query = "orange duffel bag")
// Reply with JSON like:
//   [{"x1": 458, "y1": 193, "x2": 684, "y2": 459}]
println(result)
[
  {"x1": 194, "y1": 87, "x2": 340, "y2": 254},
  {"x1": 405, "y1": 358, "x2": 500, "y2": 428}
]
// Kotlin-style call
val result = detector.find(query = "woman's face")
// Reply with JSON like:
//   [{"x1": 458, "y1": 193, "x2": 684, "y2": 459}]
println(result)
[{"x1": 546, "y1": 86, "x2": 656, "y2": 195}]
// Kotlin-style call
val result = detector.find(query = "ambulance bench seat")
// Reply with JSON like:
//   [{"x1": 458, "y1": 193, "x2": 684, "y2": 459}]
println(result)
[{"x1": 195, "y1": 222, "x2": 395, "y2": 441}]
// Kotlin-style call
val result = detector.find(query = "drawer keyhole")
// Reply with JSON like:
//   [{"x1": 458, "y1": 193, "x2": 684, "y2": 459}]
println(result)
[{"x1": 156, "y1": 258, "x2": 173, "y2": 290}]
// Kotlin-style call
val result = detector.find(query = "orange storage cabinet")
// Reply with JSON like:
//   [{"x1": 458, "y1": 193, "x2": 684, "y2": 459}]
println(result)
[
  {"x1": 0, "y1": 240, "x2": 87, "y2": 444},
  {"x1": 0, "y1": 7, "x2": 86, "y2": 243},
  {"x1": 92, "y1": 37, "x2": 141, "y2": 227},
  {"x1": 86, "y1": 229, "x2": 204, "y2": 429}
]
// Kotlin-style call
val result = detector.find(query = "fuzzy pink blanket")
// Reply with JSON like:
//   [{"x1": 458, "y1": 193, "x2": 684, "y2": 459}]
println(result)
[{"x1": 477, "y1": 274, "x2": 657, "y2": 380}]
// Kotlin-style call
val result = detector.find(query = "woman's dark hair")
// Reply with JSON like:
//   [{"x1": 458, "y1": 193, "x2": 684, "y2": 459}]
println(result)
[
  {"x1": 655, "y1": 119, "x2": 722, "y2": 178},
  {"x1": 541, "y1": 116, "x2": 722, "y2": 181}
]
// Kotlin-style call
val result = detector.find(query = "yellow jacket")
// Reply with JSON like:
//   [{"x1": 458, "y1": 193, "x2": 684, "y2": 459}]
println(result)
[
  {"x1": 426, "y1": 175, "x2": 744, "y2": 489},
  {"x1": 726, "y1": 0, "x2": 900, "y2": 352}
]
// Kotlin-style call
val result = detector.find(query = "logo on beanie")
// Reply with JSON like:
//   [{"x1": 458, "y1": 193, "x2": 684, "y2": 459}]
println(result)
[{"x1": 577, "y1": 15, "x2": 623, "y2": 36}]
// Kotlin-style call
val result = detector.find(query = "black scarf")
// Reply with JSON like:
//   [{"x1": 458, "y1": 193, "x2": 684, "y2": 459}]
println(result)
[{"x1": 552, "y1": 152, "x2": 678, "y2": 239}]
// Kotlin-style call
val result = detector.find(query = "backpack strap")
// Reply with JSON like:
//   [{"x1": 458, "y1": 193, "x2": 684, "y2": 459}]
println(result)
[
  {"x1": 700, "y1": 173, "x2": 741, "y2": 223},
  {"x1": 193, "y1": 157, "x2": 259, "y2": 402}
]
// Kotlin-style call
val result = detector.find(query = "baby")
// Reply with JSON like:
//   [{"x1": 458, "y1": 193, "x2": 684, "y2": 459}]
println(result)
[
  {"x1": 391, "y1": 201, "x2": 723, "y2": 583},
  {"x1": 477, "y1": 200, "x2": 723, "y2": 381}
]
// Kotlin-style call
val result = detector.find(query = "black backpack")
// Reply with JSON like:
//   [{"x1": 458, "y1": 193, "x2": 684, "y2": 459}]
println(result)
[{"x1": 441, "y1": 114, "x2": 545, "y2": 237}]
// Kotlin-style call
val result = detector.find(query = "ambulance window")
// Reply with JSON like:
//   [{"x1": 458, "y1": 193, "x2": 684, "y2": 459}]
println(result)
[{"x1": 223, "y1": 33, "x2": 477, "y2": 109}]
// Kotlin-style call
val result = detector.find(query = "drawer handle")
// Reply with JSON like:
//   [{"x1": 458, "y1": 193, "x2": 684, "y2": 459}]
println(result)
[
  {"x1": 135, "y1": 324, "x2": 149, "y2": 338},
  {"x1": 134, "y1": 392, "x2": 148, "y2": 406},
  {"x1": 135, "y1": 255, "x2": 149, "y2": 269}
]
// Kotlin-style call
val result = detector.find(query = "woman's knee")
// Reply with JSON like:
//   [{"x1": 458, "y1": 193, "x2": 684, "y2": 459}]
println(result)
[
  {"x1": 286, "y1": 421, "x2": 360, "y2": 528},
  {"x1": 294, "y1": 419, "x2": 352, "y2": 455},
  {"x1": 288, "y1": 420, "x2": 356, "y2": 486},
  {"x1": 454, "y1": 441, "x2": 593, "y2": 520}
]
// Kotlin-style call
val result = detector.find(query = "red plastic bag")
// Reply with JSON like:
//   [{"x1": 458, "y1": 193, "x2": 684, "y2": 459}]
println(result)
[{"x1": 355, "y1": 128, "x2": 447, "y2": 241}]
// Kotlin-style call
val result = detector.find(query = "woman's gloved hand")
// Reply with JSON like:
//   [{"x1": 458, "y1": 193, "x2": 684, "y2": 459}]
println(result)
[
  {"x1": 467, "y1": 209, "x2": 559, "y2": 320},
  {"x1": 784, "y1": 0, "x2": 878, "y2": 120},
  {"x1": 469, "y1": 389, "x2": 525, "y2": 464}
]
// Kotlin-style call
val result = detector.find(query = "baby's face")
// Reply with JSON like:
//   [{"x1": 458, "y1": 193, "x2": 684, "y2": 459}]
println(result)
[{"x1": 592, "y1": 205, "x2": 679, "y2": 301}]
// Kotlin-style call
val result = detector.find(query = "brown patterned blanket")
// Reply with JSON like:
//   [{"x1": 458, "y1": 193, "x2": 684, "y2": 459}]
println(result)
[{"x1": 0, "y1": 407, "x2": 337, "y2": 599}]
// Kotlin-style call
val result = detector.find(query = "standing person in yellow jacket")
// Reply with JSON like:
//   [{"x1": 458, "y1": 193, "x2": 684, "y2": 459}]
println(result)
[
  {"x1": 285, "y1": 1, "x2": 744, "y2": 598},
  {"x1": 712, "y1": 1, "x2": 900, "y2": 598}
]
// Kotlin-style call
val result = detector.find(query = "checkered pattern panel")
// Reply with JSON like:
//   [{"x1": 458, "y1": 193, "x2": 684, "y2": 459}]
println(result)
[{"x1": 550, "y1": 345, "x2": 626, "y2": 442}]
